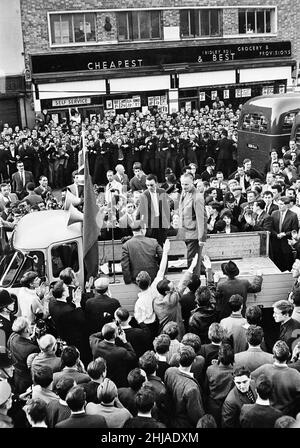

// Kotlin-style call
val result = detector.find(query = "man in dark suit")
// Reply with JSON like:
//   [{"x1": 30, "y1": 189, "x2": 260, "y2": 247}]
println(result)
[
  {"x1": 11, "y1": 161, "x2": 34, "y2": 199},
  {"x1": 0, "y1": 141, "x2": 9, "y2": 182},
  {"x1": 84, "y1": 277, "x2": 121, "y2": 335},
  {"x1": 34, "y1": 175, "x2": 52, "y2": 199},
  {"x1": 0, "y1": 183, "x2": 18, "y2": 212},
  {"x1": 243, "y1": 199, "x2": 273, "y2": 233},
  {"x1": 263, "y1": 190, "x2": 279, "y2": 215},
  {"x1": 137, "y1": 174, "x2": 170, "y2": 247},
  {"x1": 215, "y1": 129, "x2": 235, "y2": 179},
  {"x1": 121, "y1": 222, "x2": 163, "y2": 284},
  {"x1": 89, "y1": 322, "x2": 137, "y2": 387},
  {"x1": 270, "y1": 196, "x2": 299, "y2": 272},
  {"x1": 55, "y1": 386, "x2": 107, "y2": 428}
]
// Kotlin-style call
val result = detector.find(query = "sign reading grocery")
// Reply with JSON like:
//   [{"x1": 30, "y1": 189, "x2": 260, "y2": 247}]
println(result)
[{"x1": 31, "y1": 41, "x2": 291, "y2": 74}]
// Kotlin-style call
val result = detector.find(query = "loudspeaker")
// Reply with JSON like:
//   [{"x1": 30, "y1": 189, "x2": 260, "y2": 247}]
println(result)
[{"x1": 67, "y1": 203, "x2": 83, "y2": 226}]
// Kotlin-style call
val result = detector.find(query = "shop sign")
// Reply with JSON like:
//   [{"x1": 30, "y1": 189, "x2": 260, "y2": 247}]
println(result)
[
  {"x1": 31, "y1": 41, "x2": 292, "y2": 74},
  {"x1": 52, "y1": 97, "x2": 91, "y2": 107}
]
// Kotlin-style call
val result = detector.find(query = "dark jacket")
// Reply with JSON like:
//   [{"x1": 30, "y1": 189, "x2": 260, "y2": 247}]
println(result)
[
  {"x1": 188, "y1": 304, "x2": 218, "y2": 344},
  {"x1": 84, "y1": 294, "x2": 121, "y2": 335},
  {"x1": 89, "y1": 334, "x2": 137, "y2": 387},
  {"x1": 55, "y1": 411, "x2": 107, "y2": 428},
  {"x1": 222, "y1": 381, "x2": 257, "y2": 428},
  {"x1": 240, "y1": 403, "x2": 283, "y2": 428}
]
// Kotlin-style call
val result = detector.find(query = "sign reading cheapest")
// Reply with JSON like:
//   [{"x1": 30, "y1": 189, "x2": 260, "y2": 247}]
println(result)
[{"x1": 31, "y1": 41, "x2": 292, "y2": 74}]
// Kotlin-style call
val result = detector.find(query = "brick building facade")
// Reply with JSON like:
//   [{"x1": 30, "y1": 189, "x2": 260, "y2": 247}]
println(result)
[{"x1": 18, "y1": 0, "x2": 300, "y2": 121}]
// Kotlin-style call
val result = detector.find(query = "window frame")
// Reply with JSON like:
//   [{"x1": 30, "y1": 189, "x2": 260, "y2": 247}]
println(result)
[
  {"x1": 116, "y1": 10, "x2": 162, "y2": 42},
  {"x1": 49, "y1": 12, "x2": 97, "y2": 47},
  {"x1": 180, "y1": 9, "x2": 222, "y2": 38},
  {"x1": 238, "y1": 8, "x2": 275, "y2": 35}
]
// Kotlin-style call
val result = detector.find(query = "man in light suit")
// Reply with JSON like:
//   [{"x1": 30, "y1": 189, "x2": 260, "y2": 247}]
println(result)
[
  {"x1": 270, "y1": 196, "x2": 299, "y2": 271},
  {"x1": 113, "y1": 164, "x2": 129, "y2": 192},
  {"x1": 34, "y1": 175, "x2": 52, "y2": 200},
  {"x1": 234, "y1": 325, "x2": 273, "y2": 372},
  {"x1": 0, "y1": 183, "x2": 18, "y2": 212},
  {"x1": 11, "y1": 161, "x2": 34, "y2": 199},
  {"x1": 121, "y1": 221, "x2": 163, "y2": 284},
  {"x1": 178, "y1": 172, "x2": 207, "y2": 275},
  {"x1": 137, "y1": 174, "x2": 170, "y2": 248},
  {"x1": 67, "y1": 171, "x2": 83, "y2": 198}
]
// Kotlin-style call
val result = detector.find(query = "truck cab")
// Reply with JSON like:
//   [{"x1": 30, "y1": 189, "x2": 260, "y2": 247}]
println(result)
[{"x1": 0, "y1": 210, "x2": 84, "y2": 291}]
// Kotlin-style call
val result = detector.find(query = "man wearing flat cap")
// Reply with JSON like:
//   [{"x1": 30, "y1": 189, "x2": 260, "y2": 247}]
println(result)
[
  {"x1": 215, "y1": 260, "x2": 263, "y2": 320},
  {"x1": 84, "y1": 277, "x2": 121, "y2": 335}
]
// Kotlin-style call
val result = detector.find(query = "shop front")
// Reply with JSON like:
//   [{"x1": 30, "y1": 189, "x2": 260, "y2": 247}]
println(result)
[{"x1": 30, "y1": 40, "x2": 294, "y2": 118}]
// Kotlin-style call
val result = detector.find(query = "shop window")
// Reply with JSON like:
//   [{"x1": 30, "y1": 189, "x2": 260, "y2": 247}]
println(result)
[
  {"x1": 117, "y1": 10, "x2": 162, "y2": 41},
  {"x1": 50, "y1": 13, "x2": 96, "y2": 45},
  {"x1": 180, "y1": 9, "x2": 221, "y2": 38},
  {"x1": 238, "y1": 9, "x2": 275, "y2": 34},
  {"x1": 51, "y1": 242, "x2": 79, "y2": 278},
  {"x1": 241, "y1": 113, "x2": 269, "y2": 133}
]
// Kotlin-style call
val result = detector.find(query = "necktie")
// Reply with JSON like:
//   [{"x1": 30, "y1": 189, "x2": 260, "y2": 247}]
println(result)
[{"x1": 246, "y1": 389, "x2": 256, "y2": 404}]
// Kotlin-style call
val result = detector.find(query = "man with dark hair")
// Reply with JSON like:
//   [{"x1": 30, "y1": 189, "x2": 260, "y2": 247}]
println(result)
[
  {"x1": 215, "y1": 129, "x2": 235, "y2": 178},
  {"x1": 55, "y1": 386, "x2": 108, "y2": 428},
  {"x1": 234, "y1": 326, "x2": 273, "y2": 372},
  {"x1": 25, "y1": 398, "x2": 48, "y2": 428},
  {"x1": 181, "y1": 274, "x2": 201, "y2": 331},
  {"x1": 129, "y1": 163, "x2": 147, "y2": 192},
  {"x1": 244, "y1": 199, "x2": 273, "y2": 232},
  {"x1": 81, "y1": 357, "x2": 107, "y2": 403},
  {"x1": 52, "y1": 346, "x2": 90, "y2": 389},
  {"x1": 270, "y1": 196, "x2": 299, "y2": 271},
  {"x1": 273, "y1": 300, "x2": 300, "y2": 351},
  {"x1": 153, "y1": 334, "x2": 171, "y2": 380},
  {"x1": 84, "y1": 277, "x2": 121, "y2": 335},
  {"x1": 222, "y1": 367, "x2": 257, "y2": 428},
  {"x1": 30, "y1": 365, "x2": 58, "y2": 404},
  {"x1": 231, "y1": 305, "x2": 264, "y2": 354},
  {"x1": 123, "y1": 384, "x2": 166, "y2": 428},
  {"x1": 139, "y1": 351, "x2": 166, "y2": 399},
  {"x1": 137, "y1": 173, "x2": 170, "y2": 247},
  {"x1": 240, "y1": 375, "x2": 283, "y2": 428},
  {"x1": 251, "y1": 340, "x2": 300, "y2": 416},
  {"x1": 220, "y1": 294, "x2": 246, "y2": 336},
  {"x1": 89, "y1": 322, "x2": 136, "y2": 387},
  {"x1": 22, "y1": 182, "x2": 43, "y2": 206},
  {"x1": 34, "y1": 175, "x2": 52, "y2": 199},
  {"x1": 46, "y1": 377, "x2": 74, "y2": 427},
  {"x1": 11, "y1": 161, "x2": 34, "y2": 199},
  {"x1": 263, "y1": 190, "x2": 278, "y2": 215},
  {"x1": 164, "y1": 345, "x2": 204, "y2": 427},
  {"x1": 114, "y1": 307, "x2": 152, "y2": 359},
  {"x1": 118, "y1": 368, "x2": 146, "y2": 416}
]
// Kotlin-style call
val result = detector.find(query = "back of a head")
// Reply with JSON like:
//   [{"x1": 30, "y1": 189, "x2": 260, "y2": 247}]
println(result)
[
  {"x1": 245, "y1": 305, "x2": 262, "y2": 325},
  {"x1": 61, "y1": 346, "x2": 79, "y2": 368},
  {"x1": 179, "y1": 345, "x2": 196, "y2": 368},
  {"x1": 256, "y1": 375, "x2": 273, "y2": 400},
  {"x1": 208, "y1": 322, "x2": 225, "y2": 343},
  {"x1": 218, "y1": 343, "x2": 234, "y2": 366},
  {"x1": 182, "y1": 333, "x2": 201, "y2": 354},
  {"x1": 115, "y1": 307, "x2": 130, "y2": 323},
  {"x1": 127, "y1": 368, "x2": 146, "y2": 392},
  {"x1": 153, "y1": 334, "x2": 171, "y2": 355},
  {"x1": 87, "y1": 357, "x2": 107, "y2": 380},
  {"x1": 32, "y1": 365, "x2": 53, "y2": 388},
  {"x1": 272, "y1": 340, "x2": 290, "y2": 363},
  {"x1": 66, "y1": 386, "x2": 86, "y2": 412},
  {"x1": 52, "y1": 280, "x2": 65, "y2": 299},
  {"x1": 274, "y1": 415, "x2": 296, "y2": 428},
  {"x1": 196, "y1": 414, "x2": 217, "y2": 428},
  {"x1": 26, "y1": 182, "x2": 35, "y2": 192},
  {"x1": 54, "y1": 377, "x2": 75, "y2": 400},
  {"x1": 59, "y1": 267, "x2": 74, "y2": 285},
  {"x1": 12, "y1": 316, "x2": 29, "y2": 334},
  {"x1": 135, "y1": 385, "x2": 155, "y2": 413},
  {"x1": 102, "y1": 323, "x2": 116, "y2": 341},
  {"x1": 229, "y1": 294, "x2": 243, "y2": 312},
  {"x1": 292, "y1": 289, "x2": 300, "y2": 307},
  {"x1": 156, "y1": 278, "x2": 171, "y2": 296},
  {"x1": 38, "y1": 334, "x2": 57, "y2": 353},
  {"x1": 20, "y1": 271, "x2": 38, "y2": 288},
  {"x1": 162, "y1": 321, "x2": 179, "y2": 340},
  {"x1": 187, "y1": 274, "x2": 201, "y2": 293},
  {"x1": 26, "y1": 398, "x2": 47, "y2": 424},
  {"x1": 97, "y1": 378, "x2": 118, "y2": 404},
  {"x1": 139, "y1": 350, "x2": 157, "y2": 375},
  {"x1": 195, "y1": 286, "x2": 212, "y2": 306},
  {"x1": 246, "y1": 325, "x2": 264, "y2": 347},
  {"x1": 136, "y1": 271, "x2": 151, "y2": 291}
]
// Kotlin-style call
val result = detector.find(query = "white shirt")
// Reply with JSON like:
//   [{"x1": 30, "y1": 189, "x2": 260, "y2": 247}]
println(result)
[
  {"x1": 134, "y1": 271, "x2": 163, "y2": 324},
  {"x1": 105, "y1": 180, "x2": 122, "y2": 204},
  {"x1": 17, "y1": 287, "x2": 44, "y2": 324},
  {"x1": 149, "y1": 191, "x2": 159, "y2": 217}
]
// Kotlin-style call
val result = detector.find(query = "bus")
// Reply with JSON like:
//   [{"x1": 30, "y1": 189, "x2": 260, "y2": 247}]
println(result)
[{"x1": 237, "y1": 93, "x2": 300, "y2": 170}]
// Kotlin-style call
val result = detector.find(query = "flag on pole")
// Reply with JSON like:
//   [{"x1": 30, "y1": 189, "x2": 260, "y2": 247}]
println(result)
[{"x1": 83, "y1": 149, "x2": 99, "y2": 278}]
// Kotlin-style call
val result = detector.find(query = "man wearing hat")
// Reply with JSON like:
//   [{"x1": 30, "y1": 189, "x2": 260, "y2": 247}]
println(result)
[
  {"x1": 201, "y1": 157, "x2": 216, "y2": 182},
  {"x1": 0, "y1": 381, "x2": 13, "y2": 428},
  {"x1": 215, "y1": 260, "x2": 263, "y2": 320},
  {"x1": 84, "y1": 277, "x2": 121, "y2": 335}
]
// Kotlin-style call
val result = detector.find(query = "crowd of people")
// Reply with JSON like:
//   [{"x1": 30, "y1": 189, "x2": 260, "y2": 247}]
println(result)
[{"x1": 1, "y1": 103, "x2": 300, "y2": 429}]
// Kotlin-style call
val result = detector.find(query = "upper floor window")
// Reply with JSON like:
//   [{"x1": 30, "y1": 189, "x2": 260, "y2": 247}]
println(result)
[
  {"x1": 50, "y1": 13, "x2": 96, "y2": 45},
  {"x1": 238, "y1": 9, "x2": 275, "y2": 34},
  {"x1": 180, "y1": 9, "x2": 221, "y2": 38},
  {"x1": 117, "y1": 10, "x2": 162, "y2": 41}
]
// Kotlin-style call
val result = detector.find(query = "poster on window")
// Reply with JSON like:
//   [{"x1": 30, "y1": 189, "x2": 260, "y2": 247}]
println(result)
[
  {"x1": 113, "y1": 99, "x2": 120, "y2": 109},
  {"x1": 235, "y1": 89, "x2": 242, "y2": 98},
  {"x1": 89, "y1": 113, "x2": 96, "y2": 121},
  {"x1": 278, "y1": 85, "x2": 286, "y2": 94},
  {"x1": 161, "y1": 96, "x2": 167, "y2": 105},
  {"x1": 132, "y1": 96, "x2": 141, "y2": 107},
  {"x1": 148, "y1": 97, "x2": 154, "y2": 107},
  {"x1": 51, "y1": 113, "x2": 59, "y2": 124},
  {"x1": 241, "y1": 88, "x2": 251, "y2": 97},
  {"x1": 154, "y1": 96, "x2": 161, "y2": 106},
  {"x1": 211, "y1": 91, "x2": 218, "y2": 100},
  {"x1": 199, "y1": 92, "x2": 206, "y2": 102},
  {"x1": 223, "y1": 89, "x2": 230, "y2": 99},
  {"x1": 262, "y1": 86, "x2": 274, "y2": 95},
  {"x1": 185, "y1": 101, "x2": 192, "y2": 112},
  {"x1": 126, "y1": 99, "x2": 133, "y2": 108},
  {"x1": 119, "y1": 99, "x2": 127, "y2": 109},
  {"x1": 106, "y1": 100, "x2": 113, "y2": 109},
  {"x1": 142, "y1": 106, "x2": 149, "y2": 115}
]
